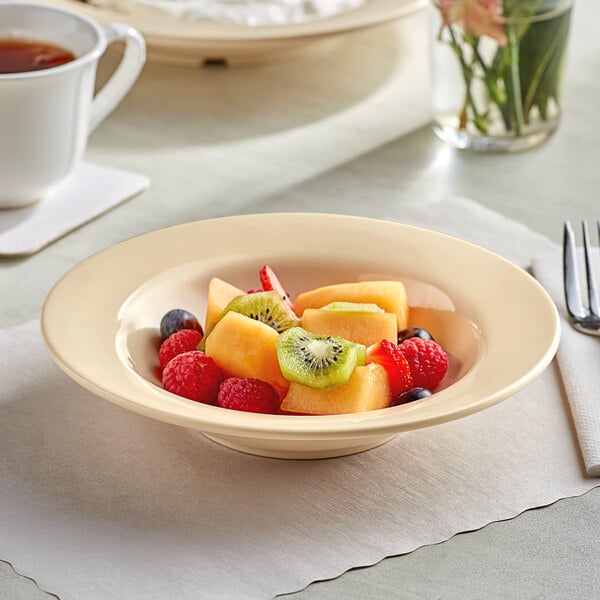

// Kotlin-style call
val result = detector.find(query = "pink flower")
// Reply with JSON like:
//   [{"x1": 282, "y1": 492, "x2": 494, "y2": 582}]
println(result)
[{"x1": 439, "y1": 0, "x2": 507, "y2": 46}]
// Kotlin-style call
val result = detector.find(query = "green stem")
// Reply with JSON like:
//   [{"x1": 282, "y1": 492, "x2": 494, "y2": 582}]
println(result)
[
  {"x1": 506, "y1": 24, "x2": 524, "y2": 135},
  {"x1": 471, "y1": 40, "x2": 511, "y2": 131},
  {"x1": 447, "y1": 26, "x2": 488, "y2": 133}
]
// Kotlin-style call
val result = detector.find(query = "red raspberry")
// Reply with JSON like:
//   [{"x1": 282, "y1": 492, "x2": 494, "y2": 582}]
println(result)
[
  {"x1": 159, "y1": 329, "x2": 204, "y2": 368},
  {"x1": 162, "y1": 351, "x2": 223, "y2": 404},
  {"x1": 366, "y1": 339, "x2": 414, "y2": 397},
  {"x1": 398, "y1": 338, "x2": 448, "y2": 390},
  {"x1": 217, "y1": 377, "x2": 280, "y2": 414}
]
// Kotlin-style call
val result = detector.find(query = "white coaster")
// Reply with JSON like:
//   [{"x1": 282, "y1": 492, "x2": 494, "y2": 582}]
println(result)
[{"x1": 0, "y1": 162, "x2": 150, "y2": 257}]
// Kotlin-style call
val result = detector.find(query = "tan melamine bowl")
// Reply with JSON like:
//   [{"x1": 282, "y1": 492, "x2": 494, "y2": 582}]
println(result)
[{"x1": 41, "y1": 213, "x2": 560, "y2": 459}]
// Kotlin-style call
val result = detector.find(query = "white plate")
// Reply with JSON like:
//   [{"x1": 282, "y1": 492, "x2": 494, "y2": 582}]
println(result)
[
  {"x1": 41, "y1": 213, "x2": 560, "y2": 459},
  {"x1": 41, "y1": 0, "x2": 427, "y2": 66}
]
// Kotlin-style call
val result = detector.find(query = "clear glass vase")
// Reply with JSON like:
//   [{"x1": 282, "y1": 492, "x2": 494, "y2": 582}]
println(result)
[{"x1": 430, "y1": 0, "x2": 574, "y2": 152}]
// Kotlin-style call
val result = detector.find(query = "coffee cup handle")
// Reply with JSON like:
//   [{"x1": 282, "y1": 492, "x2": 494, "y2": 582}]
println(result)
[{"x1": 89, "y1": 23, "x2": 146, "y2": 132}]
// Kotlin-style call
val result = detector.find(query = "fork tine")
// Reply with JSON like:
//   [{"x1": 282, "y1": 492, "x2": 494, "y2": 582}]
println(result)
[
  {"x1": 582, "y1": 220, "x2": 600, "y2": 316},
  {"x1": 563, "y1": 221, "x2": 585, "y2": 319}
]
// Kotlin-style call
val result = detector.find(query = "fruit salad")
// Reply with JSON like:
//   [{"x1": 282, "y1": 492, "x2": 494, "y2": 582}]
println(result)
[{"x1": 156, "y1": 266, "x2": 449, "y2": 415}]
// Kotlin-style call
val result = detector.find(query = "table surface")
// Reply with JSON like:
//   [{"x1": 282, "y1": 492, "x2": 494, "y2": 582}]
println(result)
[{"x1": 2, "y1": 1, "x2": 600, "y2": 598}]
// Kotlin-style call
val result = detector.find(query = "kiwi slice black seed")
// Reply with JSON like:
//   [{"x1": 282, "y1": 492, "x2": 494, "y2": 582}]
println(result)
[
  {"x1": 198, "y1": 291, "x2": 299, "y2": 351},
  {"x1": 225, "y1": 291, "x2": 299, "y2": 332},
  {"x1": 200, "y1": 291, "x2": 299, "y2": 349},
  {"x1": 276, "y1": 327, "x2": 366, "y2": 390}
]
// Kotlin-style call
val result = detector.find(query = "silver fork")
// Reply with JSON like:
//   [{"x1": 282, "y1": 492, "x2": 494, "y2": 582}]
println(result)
[{"x1": 563, "y1": 220, "x2": 600, "y2": 335}]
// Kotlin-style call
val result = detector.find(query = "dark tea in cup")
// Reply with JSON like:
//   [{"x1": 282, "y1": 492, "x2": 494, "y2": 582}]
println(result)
[
  {"x1": 0, "y1": 38, "x2": 75, "y2": 74},
  {"x1": 0, "y1": 2, "x2": 145, "y2": 207}
]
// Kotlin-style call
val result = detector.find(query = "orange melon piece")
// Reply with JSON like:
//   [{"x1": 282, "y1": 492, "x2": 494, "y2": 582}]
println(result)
[
  {"x1": 204, "y1": 311, "x2": 289, "y2": 398},
  {"x1": 294, "y1": 281, "x2": 409, "y2": 331},
  {"x1": 205, "y1": 277, "x2": 245, "y2": 332},
  {"x1": 281, "y1": 363, "x2": 391, "y2": 415},
  {"x1": 302, "y1": 308, "x2": 398, "y2": 347}
]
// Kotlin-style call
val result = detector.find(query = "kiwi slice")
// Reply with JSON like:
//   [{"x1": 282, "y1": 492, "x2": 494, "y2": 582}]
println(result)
[
  {"x1": 224, "y1": 291, "x2": 299, "y2": 332},
  {"x1": 276, "y1": 327, "x2": 366, "y2": 390},
  {"x1": 322, "y1": 301, "x2": 384, "y2": 313},
  {"x1": 199, "y1": 291, "x2": 299, "y2": 350}
]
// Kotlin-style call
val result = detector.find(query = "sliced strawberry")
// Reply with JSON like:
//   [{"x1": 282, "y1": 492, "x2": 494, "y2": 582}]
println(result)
[
  {"x1": 259, "y1": 265, "x2": 295, "y2": 311},
  {"x1": 366, "y1": 339, "x2": 414, "y2": 397}
]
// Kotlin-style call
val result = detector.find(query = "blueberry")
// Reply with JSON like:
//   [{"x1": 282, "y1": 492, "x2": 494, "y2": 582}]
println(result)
[
  {"x1": 397, "y1": 327, "x2": 434, "y2": 343},
  {"x1": 160, "y1": 309, "x2": 203, "y2": 341},
  {"x1": 391, "y1": 387, "x2": 432, "y2": 406}
]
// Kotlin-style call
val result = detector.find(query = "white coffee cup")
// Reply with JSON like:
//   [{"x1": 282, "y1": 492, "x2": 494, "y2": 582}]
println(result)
[{"x1": 0, "y1": 2, "x2": 146, "y2": 208}]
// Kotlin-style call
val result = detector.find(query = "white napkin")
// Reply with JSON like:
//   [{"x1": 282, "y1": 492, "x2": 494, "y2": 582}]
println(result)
[
  {"x1": 0, "y1": 162, "x2": 150, "y2": 257},
  {"x1": 533, "y1": 249, "x2": 600, "y2": 476},
  {"x1": 0, "y1": 321, "x2": 595, "y2": 600},
  {"x1": 0, "y1": 197, "x2": 597, "y2": 600}
]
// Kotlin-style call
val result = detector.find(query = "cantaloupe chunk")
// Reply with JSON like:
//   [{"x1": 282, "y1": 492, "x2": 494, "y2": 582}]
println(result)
[
  {"x1": 280, "y1": 363, "x2": 391, "y2": 415},
  {"x1": 205, "y1": 277, "x2": 245, "y2": 332},
  {"x1": 294, "y1": 281, "x2": 409, "y2": 331},
  {"x1": 204, "y1": 311, "x2": 289, "y2": 398},
  {"x1": 302, "y1": 308, "x2": 398, "y2": 347}
]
